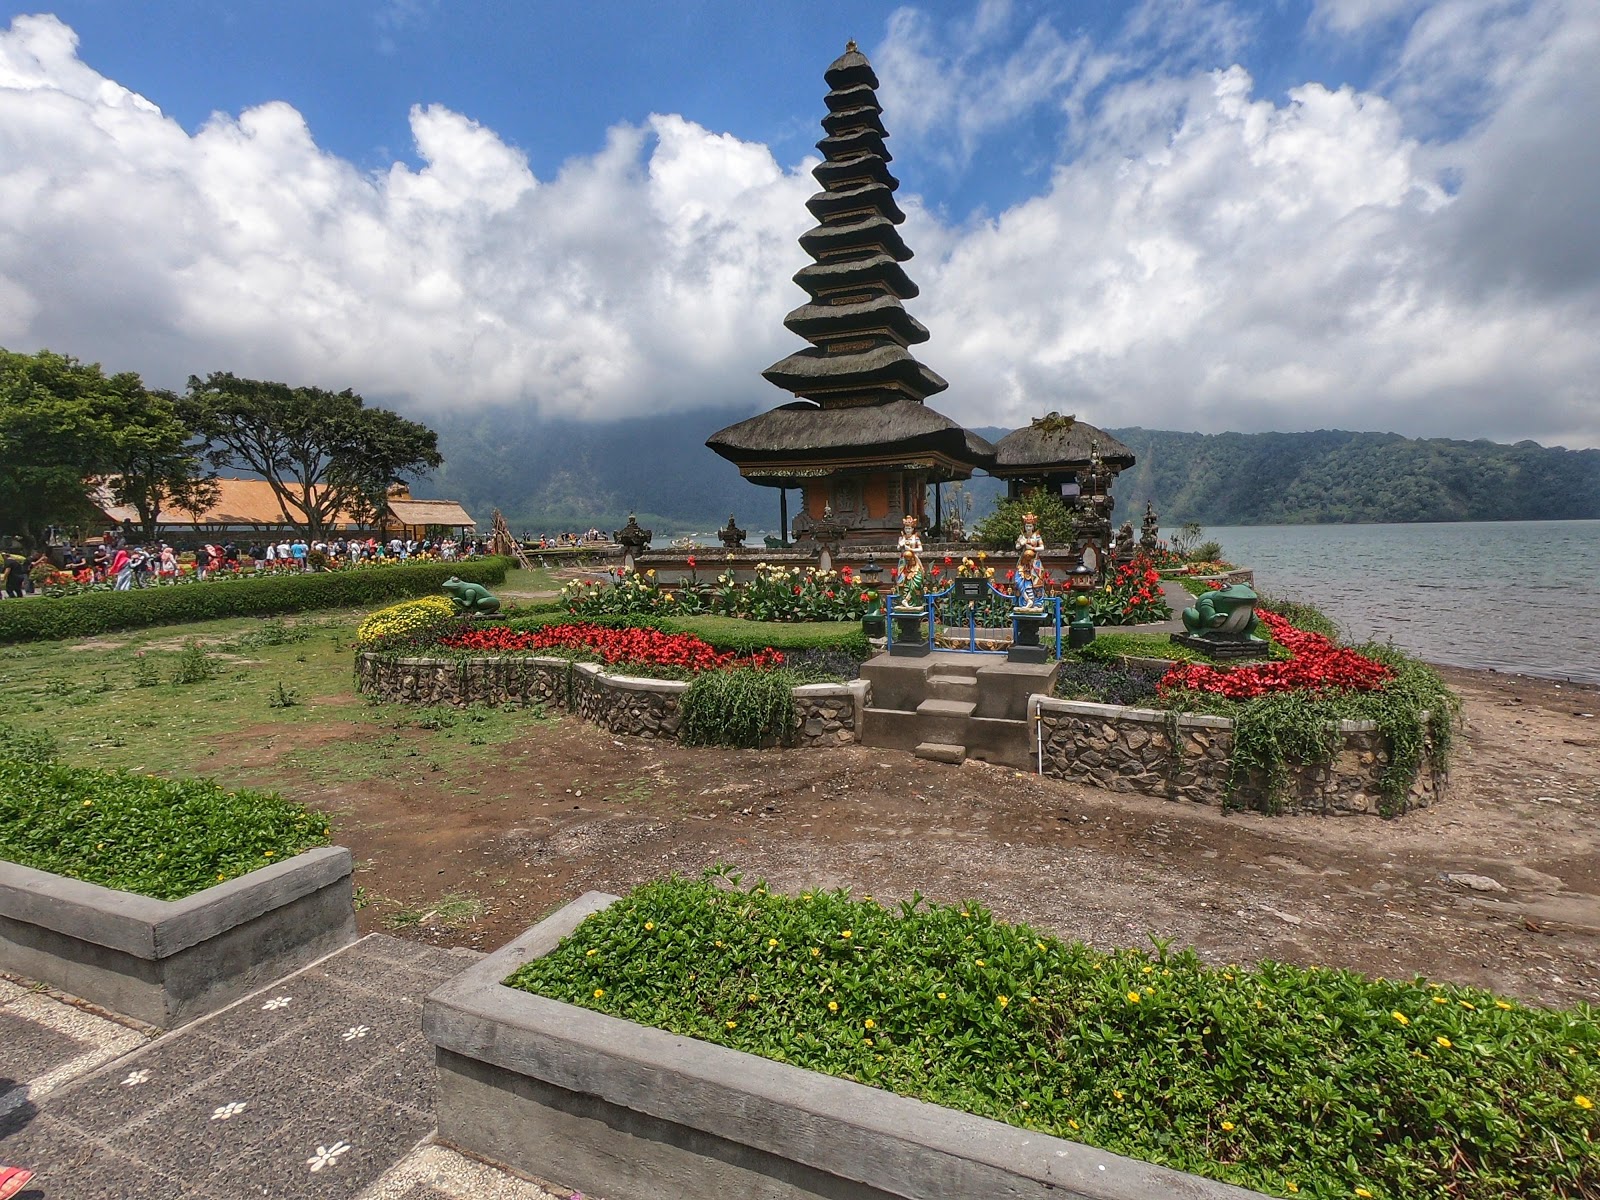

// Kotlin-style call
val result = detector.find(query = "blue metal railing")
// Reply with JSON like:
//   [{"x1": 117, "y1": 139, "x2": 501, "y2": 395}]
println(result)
[{"x1": 884, "y1": 582, "x2": 1063, "y2": 657}]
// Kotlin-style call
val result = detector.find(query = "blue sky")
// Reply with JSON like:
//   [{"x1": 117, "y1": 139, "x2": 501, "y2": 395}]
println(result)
[{"x1": 2, "y1": 1, "x2": 1597, "y2": 448}]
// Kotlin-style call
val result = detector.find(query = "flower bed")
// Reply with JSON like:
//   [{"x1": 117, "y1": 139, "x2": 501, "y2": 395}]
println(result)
[
  {"x1": 1045, "y1": 605, "x2": 1457, "y2": 815},
  {"x1": 561, "y1": 561, "x2": 872, "y2": 623},
  {"x1": 449, "y1": 877, "x2": 1600, "y2": 1200},
  {"x1": 355, "y1": 652, "x2": 866, "y2": 749},
  {"x1": 1159, "y1": 610, "x2": 1391, "y2": 698},
  {"x1": 0, "y1": 758, "x2": 331, "y2": 899},
  {"x1": 1089, "y1": 554, "x2": 1172, "y2": 625},
  {"x1": 0, "y1": 757, "x2": 352, "y2": 1026},
  {"x1": 439, "y1": 622, "x2": 784, "y2": 672}
]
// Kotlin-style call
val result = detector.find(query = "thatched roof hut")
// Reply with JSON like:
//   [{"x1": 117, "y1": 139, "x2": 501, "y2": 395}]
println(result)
[{"x1": 993, "y1": 413, "x2": 1135, "y2": 472}]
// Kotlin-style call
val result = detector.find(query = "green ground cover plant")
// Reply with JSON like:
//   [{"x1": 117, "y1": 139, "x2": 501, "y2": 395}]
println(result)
[
  {"x1": 0, "y1": 757, "x2": 330, "y2": 899},
  {"x1": 1073, "y1": 630, "x2": 1214, "y2": 663},
  {"x1": 509, "y1": 875, "x2": 1600, "y2": 1200},
  {"x1": 0, "y1": 557, "x2": 510, "y2": 644},
  {"x1": 1164, "y1": 643, "x2": 1460, "y2": 816},
  {"x1": 679, "y1": 668, "x2": 807, "y2": 749},
  {"x1": 0, "y1": 609, "x2": 566, "y2": 786}
]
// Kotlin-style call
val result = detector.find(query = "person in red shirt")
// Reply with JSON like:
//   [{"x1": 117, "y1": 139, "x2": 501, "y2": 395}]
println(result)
[{"x1": 110, "y1": 545, "x2": 133, "y2": 590}]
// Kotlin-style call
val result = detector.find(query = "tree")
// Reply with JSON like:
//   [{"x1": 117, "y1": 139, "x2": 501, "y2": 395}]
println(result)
[
  {"x1": 972, "y1": 488, "x2": 1078, "y2": 551},
  {"x1": 98, "y1": 378, "x2": 219, "y2": 542},
  {"x1": 183, "y1": 372, "x2": 443, "y2": 539},
  {"x1": 0, "y1": 348, "x2": 116, "y2": 548}
]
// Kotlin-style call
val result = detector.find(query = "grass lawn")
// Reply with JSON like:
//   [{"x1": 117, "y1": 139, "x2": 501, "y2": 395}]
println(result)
[
  {"x1": 0, "y1": 611, "x2": 535, "y2": 777},
  {"x1": 498, "y1": 565, "x2": 562, "y2": 594}
]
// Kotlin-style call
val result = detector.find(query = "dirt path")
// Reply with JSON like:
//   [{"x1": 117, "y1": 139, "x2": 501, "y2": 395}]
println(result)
[{"x1": 251, "y1": 664, "x2": 1600, "y2": 1008}]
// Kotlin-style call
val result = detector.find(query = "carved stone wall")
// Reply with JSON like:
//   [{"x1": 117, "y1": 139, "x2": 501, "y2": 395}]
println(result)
[
  {"x1": 355, "y1": 654, "x2": 864, "y2": 750},
  {"x1": 1034, "y1": 697, "x2": 1441, "y2": 816}
]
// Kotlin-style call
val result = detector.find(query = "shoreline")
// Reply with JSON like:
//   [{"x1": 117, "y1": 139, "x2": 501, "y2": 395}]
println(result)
[{"x1": 1429, "y1": 661, "x2": 1600, "y2": 695}]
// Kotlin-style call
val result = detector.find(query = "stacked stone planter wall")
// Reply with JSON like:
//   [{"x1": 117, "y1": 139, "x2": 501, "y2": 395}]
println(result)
[
  {"x1": 355, "y1": 653, "x2": 867, "y2": 750},
  {"x1": 1033, "y1": 697, "x2": 1441, "y2": 816}
]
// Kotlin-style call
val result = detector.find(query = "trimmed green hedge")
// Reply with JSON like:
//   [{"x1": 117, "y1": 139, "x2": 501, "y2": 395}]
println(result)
[
  {"x1": 0, "y1": 557, "x2": 512, "y2": 644},
  {"x1": 0, "y1": 757, "x2": 331, "y2": 900},
  {"x1": 506, "y1": 611, "x2": 869, "y2": 659}
]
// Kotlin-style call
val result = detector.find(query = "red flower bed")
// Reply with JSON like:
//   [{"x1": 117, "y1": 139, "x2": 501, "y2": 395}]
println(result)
[
  {"x1": 439, "y1": 622, "x2": 784, "y2": 672},
  {"x1": 1158, "y1": 610, "x2": 1391, "y2": 699}
]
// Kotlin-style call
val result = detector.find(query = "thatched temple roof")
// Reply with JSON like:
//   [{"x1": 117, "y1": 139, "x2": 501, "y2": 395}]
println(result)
[
  {"x1": 707, "y1": 400, "x2": 995, "y2": 483},
  {"x1": 991, "y1": 413, "x2": 1136, "y2": 473}
]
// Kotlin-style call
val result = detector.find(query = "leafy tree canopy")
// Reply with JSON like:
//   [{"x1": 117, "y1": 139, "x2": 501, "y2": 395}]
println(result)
[
  {"x1": 0, "y1": 348, "x2": 114, "y2": 545},
  {"x1": 183, "y1": 372, "x2": 443, "y2": 539},
  {"x1": 972, "y1": 487, "x2": 1078, "y2": 550}
]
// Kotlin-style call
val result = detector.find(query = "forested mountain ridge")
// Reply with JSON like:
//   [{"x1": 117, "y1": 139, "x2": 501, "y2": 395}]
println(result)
[
  {"x1": 1107, "y1": 428, "x2": 1600, "y2": 524},
  {"x1": 414, "y1": 403, "x2": 1600, "y2": 532}
]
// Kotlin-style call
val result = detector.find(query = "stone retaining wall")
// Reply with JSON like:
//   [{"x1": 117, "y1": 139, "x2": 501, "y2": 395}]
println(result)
[
  {"x1": 1034, "y1": 697, "x2": 1441, "y2": 816},
  {"x1": 355, "y1": 653, "x2": 865, "y2": 749}
]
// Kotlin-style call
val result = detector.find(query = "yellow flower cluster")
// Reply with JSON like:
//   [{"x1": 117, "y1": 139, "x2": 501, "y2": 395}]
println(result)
[{"x1": 355, "y1": 595, "x2": 457, "y2": 648}]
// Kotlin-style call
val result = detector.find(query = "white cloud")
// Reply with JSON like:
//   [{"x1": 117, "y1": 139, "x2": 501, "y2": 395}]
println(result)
[
  {"x1": 0, "y1": 14, "x2": 812, "y2": 419},
  {"x1": 0, "y1": 5, "x2": 1597, "y2": 449}
]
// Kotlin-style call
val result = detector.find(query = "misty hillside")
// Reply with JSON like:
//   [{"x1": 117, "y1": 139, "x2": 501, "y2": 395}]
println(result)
[{"x1": 414, "y1": 405, "x2": 1600, "y2": 534}]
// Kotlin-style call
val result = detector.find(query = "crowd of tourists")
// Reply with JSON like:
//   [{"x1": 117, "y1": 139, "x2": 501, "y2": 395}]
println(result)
[
  {"x1": 532, "y1": 528, "x2": 607, "y2": 548},
  {"x1": 3, "y1": 529, "x2": 492, "y2": 596}
]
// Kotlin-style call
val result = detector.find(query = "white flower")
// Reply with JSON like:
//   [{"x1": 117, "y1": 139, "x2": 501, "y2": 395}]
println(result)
[
  {"x1": 307, "y1": 1141, "x2": 352, "y2": 1172},
  {"x1": 211, "y1": 1101, "x2": 248, "y2": 1121},
  {"x1": 261, "y1": 996, "x2": 293, "y2": 1010},
  {"x1": 121, "y1": 1069, "x2": 150, "y2": 1087},
  {"x1": 341, "y1": 1025, "x2": 370, "y2": 1041}
]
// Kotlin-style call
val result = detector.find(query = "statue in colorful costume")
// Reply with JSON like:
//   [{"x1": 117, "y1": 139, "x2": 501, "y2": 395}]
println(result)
[
  {"x1": 895, "y1": 513, "x2": 927, "y2": 609},
  {"x1": 1013, "y1": 511, "x2": 1046, "y2": 612}
]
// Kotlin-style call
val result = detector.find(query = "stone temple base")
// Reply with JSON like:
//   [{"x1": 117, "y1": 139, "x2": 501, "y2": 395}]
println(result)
[{"x1": 1169, "y1": 632, "x2": 1272, "y2": 660}]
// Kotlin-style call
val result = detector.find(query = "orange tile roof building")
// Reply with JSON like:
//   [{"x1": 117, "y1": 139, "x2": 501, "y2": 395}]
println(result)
[{"x1": 89, "y1": 480, "x2": 474, "y2": 541}]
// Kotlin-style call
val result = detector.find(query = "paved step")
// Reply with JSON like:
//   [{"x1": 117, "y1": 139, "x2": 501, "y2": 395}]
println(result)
[
  {"x1": 914, "y1": 742, "x2": 966, "y2": 764},
  {"x1": 925, "y1": 673, "x2": 979, "y2": 702},
  {"x1": 914, "y1": 698, "x2": 976, "y2": 746},
  {"x1": 0, "y1": 934, "x2": 476, "y2": 1200}
]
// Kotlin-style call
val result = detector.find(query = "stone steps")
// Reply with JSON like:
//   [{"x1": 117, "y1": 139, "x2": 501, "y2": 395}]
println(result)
[
  {"x1": 859, "y1": 650, "x2": 1059, "y2": 770},
  {"x1": 924, "y1": 672, "x2": 979, "y2": 702}
]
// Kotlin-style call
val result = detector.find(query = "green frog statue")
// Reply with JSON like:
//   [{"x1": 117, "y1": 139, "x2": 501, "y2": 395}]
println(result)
[
  {"x1": 1174, "y1": 582, "x2": 1268, "y2": 658},
  {"x1": 442, "y1": 576, "x2": 501, "y2": 615}
]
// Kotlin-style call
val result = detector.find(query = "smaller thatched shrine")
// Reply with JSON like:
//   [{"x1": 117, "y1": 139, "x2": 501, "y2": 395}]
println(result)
[{"x1": 990, "y1": 413, "x2": 1135, "y2": 502}]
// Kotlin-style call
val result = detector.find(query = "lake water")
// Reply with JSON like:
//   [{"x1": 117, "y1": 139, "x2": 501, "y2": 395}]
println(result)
[{"x1": 1205, "y1": 520, "x2": 1600, "y2": 684}]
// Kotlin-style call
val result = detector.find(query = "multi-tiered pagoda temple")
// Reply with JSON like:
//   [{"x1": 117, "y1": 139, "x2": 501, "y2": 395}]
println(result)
[{"x1": 708, "y1": 42, "x2": 993, "y2": 543}]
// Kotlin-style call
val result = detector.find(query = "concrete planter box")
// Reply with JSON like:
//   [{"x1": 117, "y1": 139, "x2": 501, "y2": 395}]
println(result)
[
  {"x1": 426, "y1": 893, "x2": 1269, "y2": 1200},
  {"x1": 0, "y1": 846, "x2": 356, "y2": 1027}
]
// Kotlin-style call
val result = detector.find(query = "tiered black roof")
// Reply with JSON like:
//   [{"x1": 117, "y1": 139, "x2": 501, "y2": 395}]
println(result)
[
  {"x1": 760, "y1": 42, "x2": 948, "y2": 407},
  {"x1": 708, "y1": 44, "x2": 991, "y2": 483}
]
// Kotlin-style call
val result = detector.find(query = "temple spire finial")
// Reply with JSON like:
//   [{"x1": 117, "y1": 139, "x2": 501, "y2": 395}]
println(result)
[{"x1": 845, "y1": 38, "x2": 858, "y2": 52}]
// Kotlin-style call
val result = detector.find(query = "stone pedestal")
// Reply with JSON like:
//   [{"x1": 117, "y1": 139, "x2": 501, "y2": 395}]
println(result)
[
  {"x1": 1068, "y1": 620, "x2": 1096, "y2": 649},
  {"x1": 890, "y1": 611, "x2": 930, "y2": 657},
  {"x1": 1169, "y1": 632, "x2": 1270, "y2": 660},
  {"x1": 1008, "y1": 611, "x2": 1049, "y2": 663}
]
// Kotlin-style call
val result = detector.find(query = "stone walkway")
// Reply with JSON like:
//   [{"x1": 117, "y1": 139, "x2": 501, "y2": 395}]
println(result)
[{"x1": 0, "y1": 936, "x2": 568, "y2": 1199}]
